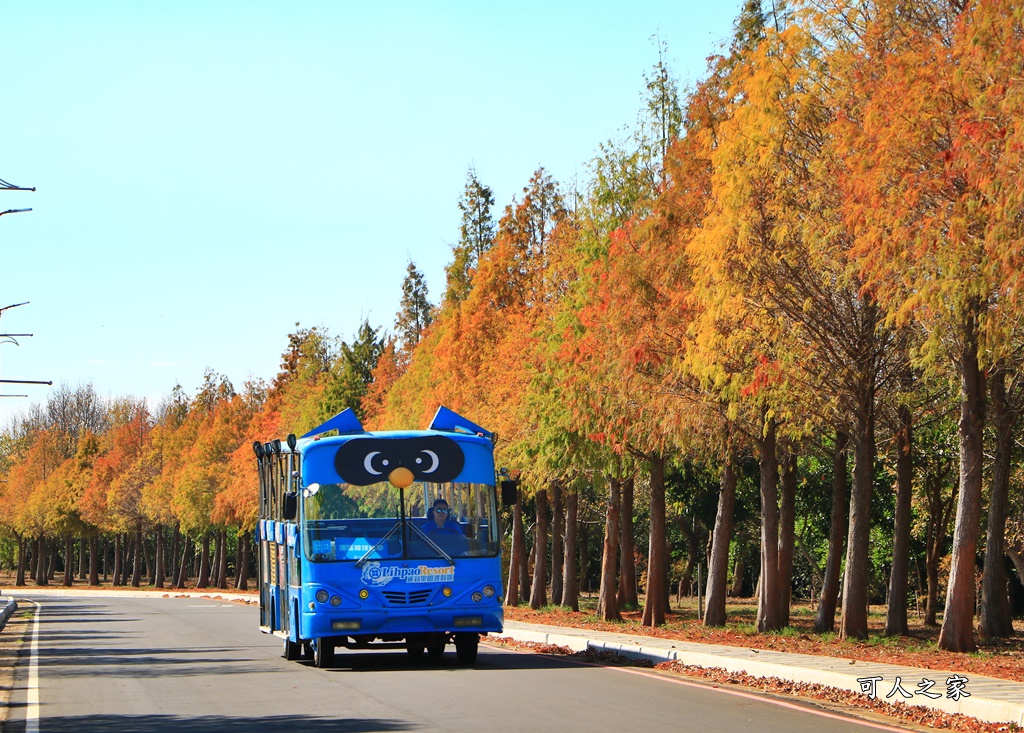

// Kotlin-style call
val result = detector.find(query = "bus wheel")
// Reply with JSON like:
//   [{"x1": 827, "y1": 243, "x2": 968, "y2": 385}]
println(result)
[
  {"x1": 427, "y1": 642, "x2": 445, "y2": 659},
  {"x1": 313, "y1": 639, "x2": 335, "y2": 669},
  {"x1": 406, "y1": 644, "x2": 425, "y2": 659},
  {"x1": 283, "y1": 638, "x2": 302, "y2": 661},
  {"x1": 454, "y1": 633, "x2": 479, "y2": 665}
]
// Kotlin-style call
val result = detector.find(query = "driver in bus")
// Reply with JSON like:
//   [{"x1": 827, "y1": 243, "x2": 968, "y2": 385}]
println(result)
[{"x1": 423, "y1": 498, "x2": 468, "y2": 553}]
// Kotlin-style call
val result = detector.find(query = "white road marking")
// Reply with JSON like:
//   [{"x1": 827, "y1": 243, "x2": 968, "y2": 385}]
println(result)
[{"x1": 26, "y1": 600, "x2": 41, "y2": 733}]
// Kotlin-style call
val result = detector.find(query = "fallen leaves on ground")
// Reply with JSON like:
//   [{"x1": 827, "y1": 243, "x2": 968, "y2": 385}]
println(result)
[{"x1": 487, "y1": 634, "x2": 1019, "y2": 733}]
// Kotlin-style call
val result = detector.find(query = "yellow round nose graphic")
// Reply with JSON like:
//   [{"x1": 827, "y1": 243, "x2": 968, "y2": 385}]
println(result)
[{"x1": 388, "y1": 466, "x2": 414, "y2": 488}]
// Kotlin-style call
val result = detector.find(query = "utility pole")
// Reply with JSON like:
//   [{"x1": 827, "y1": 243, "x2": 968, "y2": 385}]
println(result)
[
  {"x1": 0, "y1": 177, "x2": 39, "y2": 426},
  {"x1": 0, "y1": 176, "x2": 34, "y2": 217},
  {"x1": 0, "y1": 306, "x2": 49, "y2": 393}
]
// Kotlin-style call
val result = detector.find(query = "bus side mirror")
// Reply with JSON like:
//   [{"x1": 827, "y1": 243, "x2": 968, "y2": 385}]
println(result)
[
  {"x1": 283, "y1": 491, "x2": 298, "y2": 521},
  {"x1": 500, "y1": 480, "x2": 518, "y2": 507}
]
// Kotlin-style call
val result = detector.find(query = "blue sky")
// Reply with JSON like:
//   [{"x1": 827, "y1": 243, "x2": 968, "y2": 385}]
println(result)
[{"x1": 0, "y1": 1, "x2": 741, "y2": 423}]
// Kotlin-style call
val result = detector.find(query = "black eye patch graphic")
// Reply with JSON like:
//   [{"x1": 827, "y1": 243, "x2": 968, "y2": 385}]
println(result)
[{"x1": 334, "y1": 436, "x2": 465, "y2": 486}]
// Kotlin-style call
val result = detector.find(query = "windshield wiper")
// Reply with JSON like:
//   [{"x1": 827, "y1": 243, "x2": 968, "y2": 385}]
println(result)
[
  {"x1": 354, "y1": 519, "x2": 453, "y2": 567},
  {"x1": 355, "y1": 521, "x2": 402, "y2": 568},
  {"x1": 408, "y1": 522, "x2": 454, "y2": 565}
]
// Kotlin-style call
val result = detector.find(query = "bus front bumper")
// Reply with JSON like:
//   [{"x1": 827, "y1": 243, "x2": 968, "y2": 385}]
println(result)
[{"x1": 301, "y1": 607, "x2": 503, "y2": 640}]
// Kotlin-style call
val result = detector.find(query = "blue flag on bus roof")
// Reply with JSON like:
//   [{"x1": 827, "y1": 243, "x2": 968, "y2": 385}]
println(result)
[
  {"x1": 428, "y1": 406, "x2": 491, "y2": 439},
  {"x1": 300, "y1": 408, "x2": 365, "y2": 439}
]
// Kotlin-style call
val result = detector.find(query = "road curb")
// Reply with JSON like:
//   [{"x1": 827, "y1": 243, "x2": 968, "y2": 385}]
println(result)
[
  {"x1": 497, "y1": 624, "x2": 1024, "y2": 727},
  {"x1": 0, "y1": 595, "x2": 18, "y2": 631}
]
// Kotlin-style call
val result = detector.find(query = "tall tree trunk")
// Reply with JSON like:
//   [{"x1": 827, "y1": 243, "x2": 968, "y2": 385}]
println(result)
[
  {"x1": 518, "y1": 489, "x2": 531, "y2": 602},
  {"x1": 529, "y1": 490, "x2": 549, "y2": 609},
  {"x1": 1007, "y1": 545, "x2": 1024, "y2": 590},
  {"x1": 217, "y1": 528, "x2": 229, "y2": 589},
  {"x1": 112, "y1": 534, "x2": 124, "y2": 586},
  {"x1": 175, "y1": 535, "x2": 191, "y2": 589},
  {"x1": 48, "y1": 540, "x2": 58, "y2": 580},
  {"x1": 924, "y1": 470, "x2": 955, "y2": 626},
  {"x1": 550, "y1": 482, "x2": 564, "y2": 606},
  {"x1": 841, "y1": 389, "x2": 876, "y2": 640},
  {"x1": 154, "y1": 525, "x2": 165, "y2": 589},
  {"x1": 233, "y1": 530, "x2": 244, "y2": 588},
  {"x1": 505, "y1": 487, "x2": 525, "y2": 607},
  {"x1": 131, "y1": 526, "x2": 143, "y2": 588},
  {"x1": 939, "y1": 308, "x2": 985, "y2": 653},
  {"x1": 704, "y1": 455, "x2": 737, "y2": 626},
  {"x1": 89, "y1": 535, "x2": 99, "y2": 586},
  {"x1": 16, "y1": 537, "x2": 27, "y2": 586},
  {"x1": 211, "y1": 532, "x2": 222, "y2": 586},
  {"x1": 79, "y1": 534, "x2": 87, "y2": 580},
  {"x1": 597, "y1": 475, "x2": 621, "y2": 621},
  {"x1": 63, "y1": 535, "x2": 74, "y2": 587},
  {"x1": 730, "y1": 552, "x2": 745, "y2": 597},
  {"x1": 35, "y1": 535, "x2": 48, "y2": 586},
  {"x1": 236, "y1": 530, "x2": 251, "y2": 591},
  {"x1": 777, "y1": 453, "x2": 797, "y2": 625},
  {"x1": 211, "y1": 531, "x2": 222, "y2": 587},
  {"x1": 886, "y1": 404, "x2": 913, "y2": 636},
  {"x1": 142, "y1": 529, "x2": 152, "y2": 581},
  {"x1": 757, "y1": 416, "x2": 783, "y2": 631},
  {"x1": 579, "y1": 520, "x2": 591, "y2": 593},
  {"x1": 678, "y1": 518, "x2": 698, "y2": 594},
  {"x1": 980, "y1": 369, "x2": 1014, "y2": 639},
  {"x1": 197, "y1": 533, "x2": 212, "y2": 589},
  {"x1": 170, "y1": 524, "x2": 181, "y2": 585},
  {"x1": 618, "y1": 476, "x2": 638, "y2": 608},
  {"x1": 562, "y1": 488, "x2": 579, "y2": 611},
  {"x1": 816, "y1": 430, "x2": 849, "y2": 632},
  {"x1": 642, "y1": 453, "x2": 668, "y2": 627}
]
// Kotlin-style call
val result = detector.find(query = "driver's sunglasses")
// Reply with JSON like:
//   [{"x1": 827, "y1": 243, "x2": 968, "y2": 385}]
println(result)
[{"x1": 435, "y1": 507, "x2": 449, "y2": 514}]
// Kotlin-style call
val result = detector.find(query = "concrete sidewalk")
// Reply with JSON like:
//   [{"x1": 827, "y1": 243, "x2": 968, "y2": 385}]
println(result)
[{"x1": 500, "y1": 620, "x2": 1024, "y2": 727}]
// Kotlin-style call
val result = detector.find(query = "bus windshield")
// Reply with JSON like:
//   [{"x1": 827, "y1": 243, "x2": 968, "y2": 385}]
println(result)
[{"x1": 301, "y1": 480, "x2": 498, "y2": 562}]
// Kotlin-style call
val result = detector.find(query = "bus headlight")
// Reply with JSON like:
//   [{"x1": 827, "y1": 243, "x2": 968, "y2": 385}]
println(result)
[
  {"x1": 330, "y1": 596, "x2": 342, "y2": 607},
  {"x1": 315, "y1": 590, "x2": 329, "y2": 604},
  {"x1": 442, "y1": 587, "x2": 453, "y2": 597},
  {"x1": 359, "y1": 589, "x2": 369, "y2": 600},
  {"x1": 482, "y1": 585, "x2": 495, "y2": 598},
  {"x1": 472, "y1": 592, "x2": 483, "y2": 603}
]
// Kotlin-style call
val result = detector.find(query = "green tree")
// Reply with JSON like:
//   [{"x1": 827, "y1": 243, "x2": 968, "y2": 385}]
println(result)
[
  {"x1": 323, "y1": 320, "x2": 385, "y2": 421},
  {"x1": 395, "y1": 260, "x2": 433, "y2": 354},
  {"x1": 444, "y1": 167, "x2": 496, "y2": 306}
]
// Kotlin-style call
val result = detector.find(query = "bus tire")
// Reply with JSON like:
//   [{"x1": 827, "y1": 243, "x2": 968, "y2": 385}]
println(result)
[
  {"x1": 406, "y1": 644, "x2": 425, "y2": 659},
  {"x1": 455, "y1": 633, "x2": 478, "y2": 665},
  {"x1": 283, "y1": 637, "x2": 302, "y2": 661},
  {"x1": 427, "y1": 642, "x2": 445, "y2": 659},
  {"x1": 313, "y1": 639, "x2": 335, "y2": 669}
]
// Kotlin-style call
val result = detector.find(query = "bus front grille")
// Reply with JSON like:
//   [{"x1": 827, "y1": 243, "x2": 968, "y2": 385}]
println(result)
[{"x1": 382, "y1": 590, "x2": 433, "y2": 606}]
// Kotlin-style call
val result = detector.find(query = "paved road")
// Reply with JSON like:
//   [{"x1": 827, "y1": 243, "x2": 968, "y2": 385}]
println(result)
[{"x1": 2, "y1": 593, "x2": 911, "y2": 733}]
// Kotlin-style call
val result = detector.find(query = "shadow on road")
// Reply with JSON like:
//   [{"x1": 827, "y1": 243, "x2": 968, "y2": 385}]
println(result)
[{"x1": 310, "y1": 646, "x2": 585, "y2": 673}]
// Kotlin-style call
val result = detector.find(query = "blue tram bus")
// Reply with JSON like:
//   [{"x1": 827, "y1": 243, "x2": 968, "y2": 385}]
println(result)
[{"x1": 254, "y1": 406, "x2": 504, "y2": 667}]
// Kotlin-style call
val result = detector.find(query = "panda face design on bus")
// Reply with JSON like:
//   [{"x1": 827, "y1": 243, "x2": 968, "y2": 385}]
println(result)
[{"x1": 333, "y1": 436, "x2": 466, "y2": 486}]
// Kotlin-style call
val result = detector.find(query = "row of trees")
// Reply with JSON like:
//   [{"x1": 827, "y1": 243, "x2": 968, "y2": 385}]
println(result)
[
  {"x1": 368, "y1": 0, "x2": 1024, "y2": 654},
  {"x1": 2, "y1": 0, "x2": 1023, "y2": 654}
]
